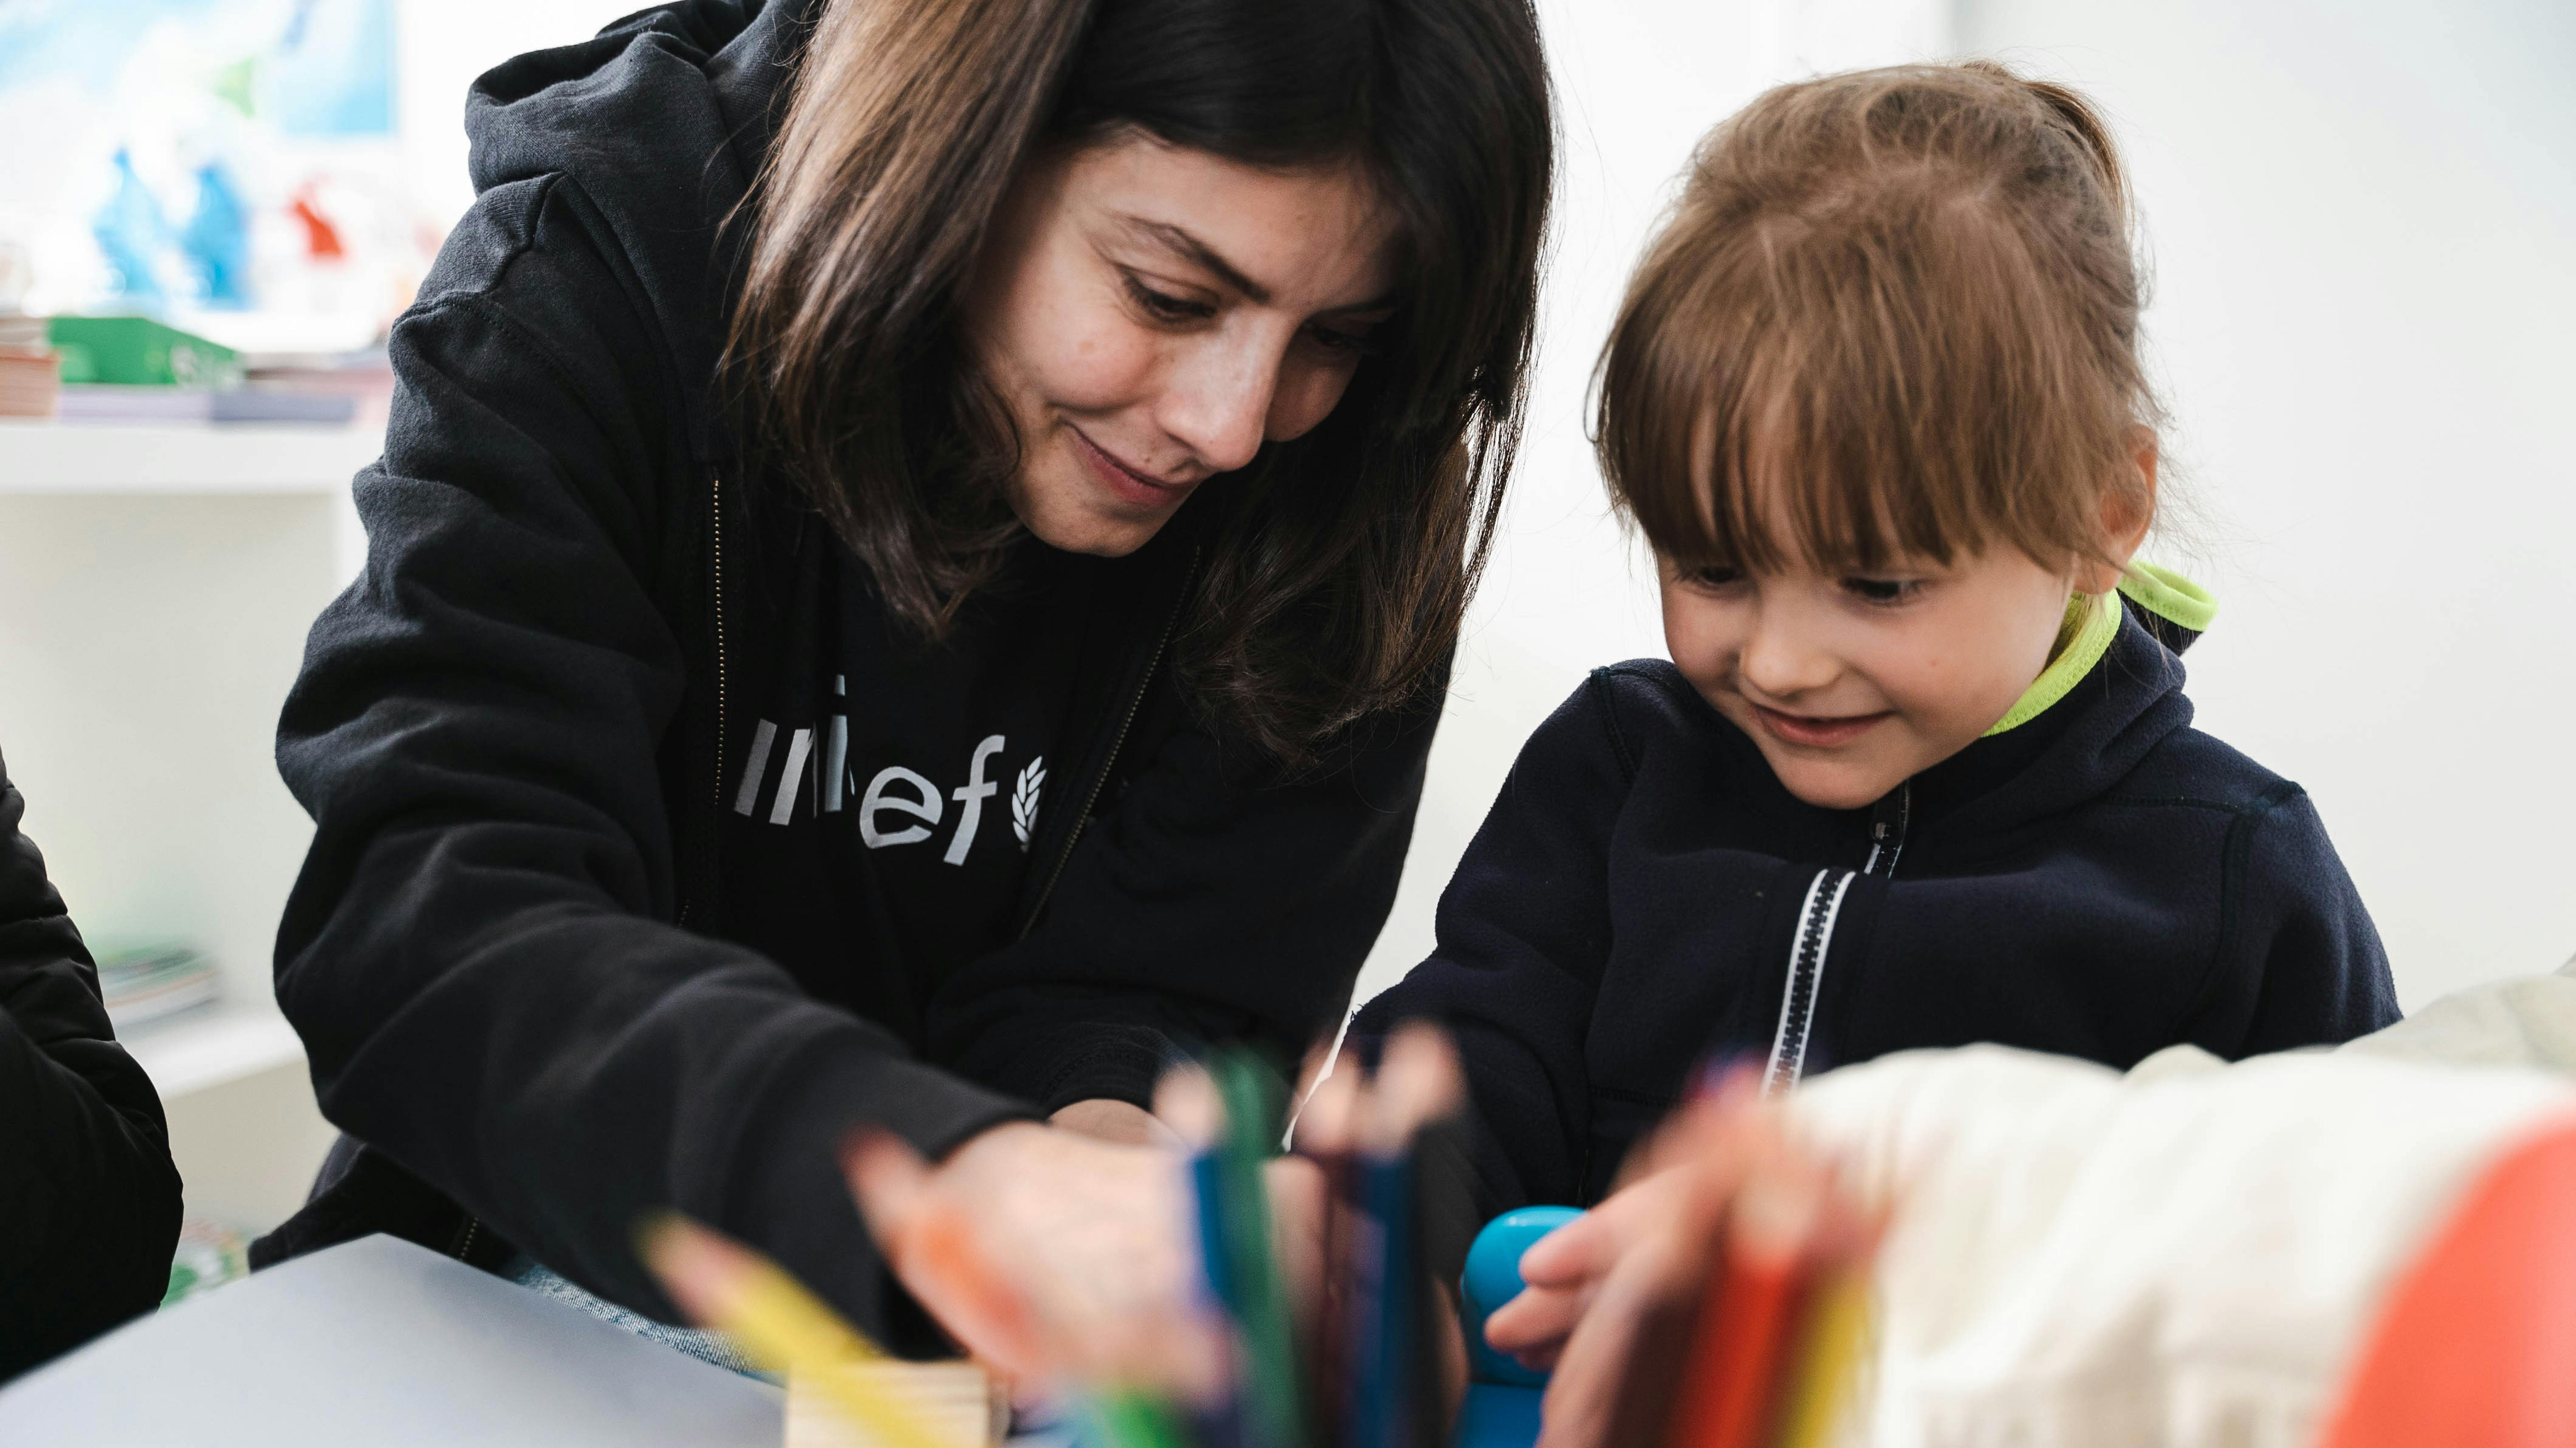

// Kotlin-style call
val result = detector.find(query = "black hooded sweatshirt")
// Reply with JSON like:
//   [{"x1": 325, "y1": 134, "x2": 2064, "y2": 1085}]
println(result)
[
  {"x1": 1352, "y1": 594, "x2": 2399, "y2": 1222},
  {"x1": 0, "y1": 748, "x2": 184, "y2": 1380},
  {"x1": 252, "y1": 0, "x2": 1436, "y2": 1341}
]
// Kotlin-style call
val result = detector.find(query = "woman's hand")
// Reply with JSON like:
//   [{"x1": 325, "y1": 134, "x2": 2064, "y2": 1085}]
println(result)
[
  {"x1": 1050, "y1": 1097, "x2": 1184, "y2": 1148},
  {"x1": 843, "y1": 1120, "x2": 1225, "y2": 1402}
]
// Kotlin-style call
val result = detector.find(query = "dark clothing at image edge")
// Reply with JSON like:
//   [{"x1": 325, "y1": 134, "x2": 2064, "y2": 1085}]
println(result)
[
  {"x1": 0, "y1": 748, "x2": 184, "y2": 1381},
  {"x1": 1354, "y1": 599, "x2": 2401, "y2": 1250},
  {"x1": 251, "y1": 0, "x2": 1437, "y2": 1345}
]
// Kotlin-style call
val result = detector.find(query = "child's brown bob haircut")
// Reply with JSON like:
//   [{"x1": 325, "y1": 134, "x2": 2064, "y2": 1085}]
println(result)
[{"x1": 1598, "y1": 61, "x2": 2158, "y2": 575}]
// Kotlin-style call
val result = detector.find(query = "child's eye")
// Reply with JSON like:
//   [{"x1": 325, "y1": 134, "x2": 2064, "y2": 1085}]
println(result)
[
  {"x1": 1123, "y1": 274, "x2": 1216, "y2": 324},
  {"x1": 1841, "y1": 576, "x2": 1922, "y2": 605},
  {"x1": 1683, "y1": 565, "x2": 1745, "y2": 590}
]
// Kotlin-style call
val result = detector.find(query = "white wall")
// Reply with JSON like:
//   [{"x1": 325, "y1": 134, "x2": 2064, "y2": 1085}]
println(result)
[
  {"x1": 397, "y1": 0, "x2": 656, "y2": 226},
  {"x1": 0, "y1": 495, "x2": 340, "y2": 1013},
  {"x1": 1946, "y1": 0, "x2": 2576, "y2": 1008}
]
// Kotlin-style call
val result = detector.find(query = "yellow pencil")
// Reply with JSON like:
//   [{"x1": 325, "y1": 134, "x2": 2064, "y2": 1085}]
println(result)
[
  {"x1": 1771, "y1": 1267, "x2": 1872, "y2": 1448},
  {"x1": 639, "y1": 1212, "x2": 974, "y2": 1448}
]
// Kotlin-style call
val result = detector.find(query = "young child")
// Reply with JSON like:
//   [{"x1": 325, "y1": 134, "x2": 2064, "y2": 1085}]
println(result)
[{"x1": 1348, "y1": 61, "x2": 2399, "y2": 1233}]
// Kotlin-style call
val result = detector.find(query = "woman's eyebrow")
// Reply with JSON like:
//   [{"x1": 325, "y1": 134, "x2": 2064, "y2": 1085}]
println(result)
[{"x1": 1117, "y1": 217, "x2": 1271, "y2": 304}]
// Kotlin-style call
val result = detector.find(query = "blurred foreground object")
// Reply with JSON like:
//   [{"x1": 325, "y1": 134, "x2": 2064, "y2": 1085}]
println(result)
[
  {"x1": 1788, "y1": 970, "x2": 2576, "y2": 1447},
  {"x1": 787, "y1": 1361, "x2": 1004, "y2": 1448},
  {"x1": 0, "y1": 313, "x2": 59, "y2": 417},
  {"x1": 643, "y1": 1216, "x2": 991, "y2": 1448}
]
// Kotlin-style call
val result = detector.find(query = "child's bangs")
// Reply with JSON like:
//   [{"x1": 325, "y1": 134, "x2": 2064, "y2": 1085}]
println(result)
[
  {"x1": 1607, "y1": 237, "x2": 2001, "y2": 575},
  {"x1": 1602, "y1": 150, "x2": 2144, "y2": 579}
]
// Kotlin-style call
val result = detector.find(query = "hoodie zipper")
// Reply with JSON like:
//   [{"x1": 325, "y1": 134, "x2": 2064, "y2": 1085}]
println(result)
[
  {"x1": 1015, "y1": 545, "x2": 1200, "y2": 941},
  {"x1": 708, "y1": 470, "x2": 730, "y2": 816},
  {"x1": 1761, "y1": 781, "x2": 1910, "y2": 1096},
  {"x1": 677, "y1": 470, "x2": 730, "y2": 935}
]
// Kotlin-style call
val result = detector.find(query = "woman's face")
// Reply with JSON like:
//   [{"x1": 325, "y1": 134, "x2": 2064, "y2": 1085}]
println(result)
[{"x1": 963, "y1": 134, "x2": 1401, "y2": 556}]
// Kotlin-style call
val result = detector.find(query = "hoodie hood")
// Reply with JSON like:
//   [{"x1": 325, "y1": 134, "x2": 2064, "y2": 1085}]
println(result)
[{"x1": 461, "y1": 0, "x2": 807, "y2": 459}]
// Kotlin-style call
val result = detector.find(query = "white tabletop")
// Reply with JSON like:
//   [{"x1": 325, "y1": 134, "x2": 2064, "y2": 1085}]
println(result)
[{"x1": 0, "y1": 1235, "x2": 785, "y2": 1446}]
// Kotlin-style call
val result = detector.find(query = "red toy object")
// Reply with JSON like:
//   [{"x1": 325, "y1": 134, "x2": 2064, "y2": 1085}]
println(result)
[
  {"x1": 2319, "y1": 1119, "x2": 2576, "y2": 1448},
  {"x1": 288, "y1": 191, "x2": 346, "y2": 261}
]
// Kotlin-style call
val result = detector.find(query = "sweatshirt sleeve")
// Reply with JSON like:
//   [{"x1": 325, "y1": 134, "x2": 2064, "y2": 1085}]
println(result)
[
  {"x1": 1346, "y1": 673, "x2": 1631, "y2": 1220},
  {"x1": 2194, "y1": 785, "x2": 2402, "y2": 1056},
  {"x1": 0, "y1": 748, "x2": 184, "y2": 1379},
  {"x1": 272, "y1": 177, "x2": 1027, "y2": 1332},
  {"x1": 928, "y1": 692, "x2": 1443, "y2": 1112}
]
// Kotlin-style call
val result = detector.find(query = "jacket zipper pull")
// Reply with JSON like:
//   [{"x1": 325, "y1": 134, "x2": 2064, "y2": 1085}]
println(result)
[{"x1": 1864, "y1": 780, "x2": 1911, "y2": 877}]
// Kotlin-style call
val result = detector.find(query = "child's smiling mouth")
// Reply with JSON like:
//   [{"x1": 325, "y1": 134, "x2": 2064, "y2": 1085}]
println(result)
[{"x1": 1750, "y1": 703, "x2": 1893, "y2": 749}]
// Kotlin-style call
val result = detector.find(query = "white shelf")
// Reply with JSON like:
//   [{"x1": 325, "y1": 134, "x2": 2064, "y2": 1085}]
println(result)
[
  {"x1": 121, "y1": 1005, "x2": 308, "y2": 1100},
  {"x1": 0, "y1": 420, "x2": 383, "y2": 494}
]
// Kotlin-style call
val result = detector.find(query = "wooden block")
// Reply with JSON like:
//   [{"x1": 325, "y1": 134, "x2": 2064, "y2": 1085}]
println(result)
[{"x1": 784, "y1": 1360, "x2": 1005, "y2": 1448}]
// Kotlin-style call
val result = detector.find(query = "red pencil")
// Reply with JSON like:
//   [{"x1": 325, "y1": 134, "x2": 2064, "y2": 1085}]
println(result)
[{"x1": 1663, "y1": 1174, "x2": 1823, "y2": 1448}]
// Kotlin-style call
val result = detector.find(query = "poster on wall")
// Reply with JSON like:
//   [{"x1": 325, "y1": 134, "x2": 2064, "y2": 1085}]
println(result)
[{"x1": 0, "y1": 0, "x2": 436, "y2": 355}]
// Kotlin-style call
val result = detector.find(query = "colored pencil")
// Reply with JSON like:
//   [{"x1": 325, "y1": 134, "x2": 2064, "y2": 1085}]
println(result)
[{"x1": 638, "y1": 1213, "x2": 973, "y2": 1448}]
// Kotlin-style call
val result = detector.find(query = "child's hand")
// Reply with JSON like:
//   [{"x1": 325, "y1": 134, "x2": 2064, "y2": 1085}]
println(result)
[
  {"x1": 1484, "y1": 1067, "x2": 1771, "y2": 1372},
  {"x1": 1480, "y1": 1162, "x2": 1700, "y2": 1372},
  {"x1": 1487, "y1": 1070, "x2": 1870, "y2": 1448}
]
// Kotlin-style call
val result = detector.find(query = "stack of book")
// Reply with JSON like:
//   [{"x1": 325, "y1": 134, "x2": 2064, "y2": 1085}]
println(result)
[
  {"x1": 0, "y1": 313, "x2": 58, "y2": 417},
  {"x1": 243, "y1": 345, "x2": 394, "y2": 428},
  {"x1": 42, "y1": 316, "x2": 364, "y2": 425},
  {"x1": 95, "y1": 943, "x2": 222, "y2": 1033}
]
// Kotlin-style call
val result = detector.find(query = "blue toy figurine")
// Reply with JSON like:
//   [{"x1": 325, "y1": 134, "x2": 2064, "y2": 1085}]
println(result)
[
  {"x1": 1452, "y1": 1206, "x2": 1583, "y2": 1448},
  {"x1": 93, "y1": 148, "x2": 169, "y2": 307}
]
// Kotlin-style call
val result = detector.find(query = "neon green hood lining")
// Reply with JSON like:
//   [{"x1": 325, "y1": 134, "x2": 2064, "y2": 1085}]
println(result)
[{"x1": 1983, "y1": 562, "x2": 2215, "y2": 737}]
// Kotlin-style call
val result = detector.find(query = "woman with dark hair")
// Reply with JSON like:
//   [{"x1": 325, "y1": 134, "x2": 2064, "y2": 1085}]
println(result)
[{"x1": 253, "y1": 0, "x2": 1550, "y2": 1364}]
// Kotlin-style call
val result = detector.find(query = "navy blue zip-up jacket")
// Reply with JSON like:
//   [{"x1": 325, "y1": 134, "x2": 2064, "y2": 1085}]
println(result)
[
  {"x1": 1353, "y1": 596, "x2": 2397, "y2": 1219},
  {"x1": 249, "y1": 0, "x2": 1436, "y2": 1341}
]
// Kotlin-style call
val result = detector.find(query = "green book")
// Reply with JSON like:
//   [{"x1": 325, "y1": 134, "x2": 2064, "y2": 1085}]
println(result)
[{"x1": 48, "y1": 316, "x2": 243, "y2": 388}]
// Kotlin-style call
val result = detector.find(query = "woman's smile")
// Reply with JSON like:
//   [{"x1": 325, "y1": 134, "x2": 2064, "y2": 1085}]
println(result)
[{"x1": 1068, "y1": 424, "x2": 1195, "y2": 512}]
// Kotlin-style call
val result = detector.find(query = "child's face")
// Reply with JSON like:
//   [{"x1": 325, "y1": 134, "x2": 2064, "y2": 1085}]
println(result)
[{"x1": 1660, "y1": 544, "x2": 2077, "y2": 810}]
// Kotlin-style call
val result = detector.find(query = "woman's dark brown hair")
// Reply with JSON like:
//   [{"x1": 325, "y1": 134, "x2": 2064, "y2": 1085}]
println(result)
[
  {"x1": 731, "y1": 0, "x2": 1553, "y2": 761},
  {"x1": 1597, "y1": 61, "x2": 2157, "y2": 576}
]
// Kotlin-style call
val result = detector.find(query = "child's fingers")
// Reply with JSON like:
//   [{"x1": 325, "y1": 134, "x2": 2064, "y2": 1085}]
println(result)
[
  {"x1": 1531, "y1": 1219, "x2": 1713, "y2": 1448},
  {"x1": 1515, "y1": 1207, "x2": 1620, "y2": 1286},
  {"x1": 1519, "y1": 1155, "x2": 1722, "y2": 1288},
  {"x1": 1482, "y1": 1279, "x2": 1587, "y2": 1361}
]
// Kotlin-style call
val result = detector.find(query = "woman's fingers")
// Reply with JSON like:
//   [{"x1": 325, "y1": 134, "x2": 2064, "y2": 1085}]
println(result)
[
  {"x1": 843, "y1": 1129, "x2": 932, "y2": 1238},
  {"x1": 842, "y1": 1129, "x2": 1054, "y2": 1388},
  {"x1": 636, "y1": 1213, "x2": 758, "y2": 1330},
  {"x1": 1264, "y1": 1152, "x2": 1332, "y2": 1335},
  {"x1": 844, "y1": 1120, "x2": 1235, "y2": 1403}
]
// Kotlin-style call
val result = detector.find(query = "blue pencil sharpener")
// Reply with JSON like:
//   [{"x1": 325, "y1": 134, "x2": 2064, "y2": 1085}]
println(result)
[{"x1": 1451, "y1": 1206, "x2": 1583, "y2": 1448}]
